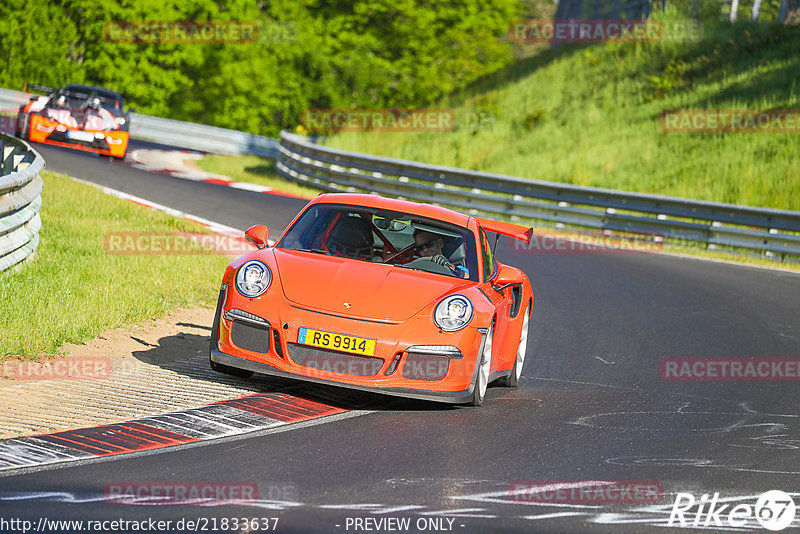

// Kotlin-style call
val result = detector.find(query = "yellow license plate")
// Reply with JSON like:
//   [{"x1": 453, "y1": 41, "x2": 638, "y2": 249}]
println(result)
[{"x1": 297, "y1": 327, "x2": 376, "y2": 356}]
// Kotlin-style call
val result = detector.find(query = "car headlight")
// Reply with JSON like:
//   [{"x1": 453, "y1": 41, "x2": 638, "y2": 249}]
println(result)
[
  {"x1": 116, "y1": 116, "x2": 126, "y2": 126},
  {"x1": 235, "y1": 260, "x2": 271, "y2": 297},
  {"x1": 433, "y1": 295, "x2": 474, "y2": 331}
]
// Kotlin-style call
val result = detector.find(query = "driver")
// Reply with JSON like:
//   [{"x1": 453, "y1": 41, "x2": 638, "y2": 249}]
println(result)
[
  {"x1": 84, "y1": 96, "x2": 116, "y2": 130},
  {"x1": 413, "y1": 229, "x2": 466, "y2": 277}
]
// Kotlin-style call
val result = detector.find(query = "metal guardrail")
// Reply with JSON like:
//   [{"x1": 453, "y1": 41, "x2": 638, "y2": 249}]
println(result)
[
  {"x1": 3, "y1": 83, "x2": 798, "y2": 258},
  {"x1": 0, "y1": 133, "x2": 44, "y2": 272},
  {"x1": 0, "y1": 88, "x2": 278, "y2": 158},
  {"x1": 277, "y1": 131, "x2": 800, "y2": 258}
]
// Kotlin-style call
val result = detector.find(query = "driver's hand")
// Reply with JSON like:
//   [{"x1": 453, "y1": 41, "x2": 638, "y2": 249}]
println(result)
[{"x1": 430, "y1": 254, "x2": 454, "y2": 269}]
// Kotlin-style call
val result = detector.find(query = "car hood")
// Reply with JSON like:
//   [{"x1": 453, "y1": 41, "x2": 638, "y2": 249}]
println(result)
[{"x1": 274, "y1": 249, "x2": 469, "y2": 322}]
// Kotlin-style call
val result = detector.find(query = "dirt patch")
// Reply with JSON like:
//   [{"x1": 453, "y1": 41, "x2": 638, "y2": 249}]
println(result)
[{"x1": 0, "y1": 307, "x2": 275, "y2": 438}]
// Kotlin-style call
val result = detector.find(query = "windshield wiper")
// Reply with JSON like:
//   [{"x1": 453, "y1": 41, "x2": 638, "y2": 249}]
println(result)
[
  {"x1": 297, "y1": 248, "x2": 333, "y2": 256},
  {"x1": 392, "y1": 263, "x2": 424, "y2": 272}
]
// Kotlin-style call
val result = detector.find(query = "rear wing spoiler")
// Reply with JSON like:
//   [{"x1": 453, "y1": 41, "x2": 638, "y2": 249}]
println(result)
[
  {"x1": 23, "y1": 84, "x2": 55, "y2": 94},
  {"x1": 476, "y1": 217, "x2": 534, "y2": 243}
]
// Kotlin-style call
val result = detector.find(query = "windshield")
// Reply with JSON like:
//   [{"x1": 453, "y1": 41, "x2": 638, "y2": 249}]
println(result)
[
  {"x1": 56, "y1": 88, "x2": 123, "y2": 112},
  {"x1": 276, "y1": 204, "x2": 478, "y2": 281}
]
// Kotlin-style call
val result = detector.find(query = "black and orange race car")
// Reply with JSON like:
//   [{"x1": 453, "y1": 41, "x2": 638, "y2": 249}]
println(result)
[{"x1": 16, "y1": 84, "x2": 132, "y2": 159}]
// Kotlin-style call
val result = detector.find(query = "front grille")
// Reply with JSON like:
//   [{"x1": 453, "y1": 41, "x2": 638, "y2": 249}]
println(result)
[
  {"x1": 231, "y1": 321, "x2": 270, "y2": 353},
  {"x1": 402, "y1": 352, "x2": 450, "y2": 381},
  {"x1": 287, "y1": 343, "x2": 383, "y2": 376},
  {"x1": 48, "y1": 130, "x2": 110, "y2": 150}
]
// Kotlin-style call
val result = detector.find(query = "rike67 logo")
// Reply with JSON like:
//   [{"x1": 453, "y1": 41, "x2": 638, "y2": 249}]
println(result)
[{"x1": 669, "y1": 490, "x2": 796, "y2": 531}]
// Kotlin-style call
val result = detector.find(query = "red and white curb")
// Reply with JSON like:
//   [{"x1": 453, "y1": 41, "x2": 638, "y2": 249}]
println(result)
[
  {"x1": 126, "y1": 148, "x2": 310, "y2": 199},
  {"x1": 0, "y1": 393, "x2": 346, "y2": 471}
]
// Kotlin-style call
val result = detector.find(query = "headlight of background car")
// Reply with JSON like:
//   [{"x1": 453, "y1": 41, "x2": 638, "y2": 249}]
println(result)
[
  {"x1": 434, "y1": 295, "x2": 474, "y2": 331},
  {"x1": 235, "y1": 260, "x2": 272, "y2": 297}
]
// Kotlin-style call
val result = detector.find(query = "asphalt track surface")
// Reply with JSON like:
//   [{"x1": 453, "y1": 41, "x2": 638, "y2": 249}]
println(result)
[{"x1": 3, "y1": 142, "x2": 800, "y2": 533}]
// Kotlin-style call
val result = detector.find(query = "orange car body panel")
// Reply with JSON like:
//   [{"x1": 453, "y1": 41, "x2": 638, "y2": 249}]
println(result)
[{"x1": 476, "y1": 217, "x2": 533, "y2": 243}]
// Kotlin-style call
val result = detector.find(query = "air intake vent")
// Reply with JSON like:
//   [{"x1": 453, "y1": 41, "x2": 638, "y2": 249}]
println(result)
[
  {"x1": 402, "y1": 353, "x2": 449, "y2": 381},
  {"x1": 231, "y1": 322, "x2": 270, "y2": 353},
  {"x1": 287, "y1": 343, "x2": 383, "y2": 376}
]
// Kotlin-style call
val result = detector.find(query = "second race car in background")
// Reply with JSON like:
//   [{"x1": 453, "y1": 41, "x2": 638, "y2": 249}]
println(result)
[{"x1": 16, "y1": 83, "x2": 132, "y2": 159}]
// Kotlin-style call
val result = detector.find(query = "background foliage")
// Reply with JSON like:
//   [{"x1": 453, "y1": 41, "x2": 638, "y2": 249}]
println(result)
[{"x1": 0, "y1": 0, "x2": 519, "y2": 136}]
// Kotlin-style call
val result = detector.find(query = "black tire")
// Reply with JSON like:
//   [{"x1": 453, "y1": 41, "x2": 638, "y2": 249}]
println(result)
[
  {"x1": 498, "y1": 303, "x2": 531, "y2": 387},
  {"x1": 16, "y1": 109, "x2": 29, "y2": 140},
  {"x1": 208, "y1": 292, "x2": 254, "y2": 379},
  {"x1": 470, "y1": 322, "x2": 493, "y2": 406}
]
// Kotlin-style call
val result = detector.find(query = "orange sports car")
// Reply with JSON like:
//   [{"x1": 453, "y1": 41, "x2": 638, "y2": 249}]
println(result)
[
  {"x1": 209, "y1": 193, "x2": 534, "y2": 405},
  {"x1": 16, "y1": 84, "x2": 131, "y2": 159}
]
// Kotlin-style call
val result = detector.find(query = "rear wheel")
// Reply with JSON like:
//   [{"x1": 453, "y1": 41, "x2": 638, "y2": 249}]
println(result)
[
  {"x1": 470, "y1": 322, "x2": 493, "y2": 406},
  {"x1": 499, "y1": 304, "x2": 530, "y2": 387}
]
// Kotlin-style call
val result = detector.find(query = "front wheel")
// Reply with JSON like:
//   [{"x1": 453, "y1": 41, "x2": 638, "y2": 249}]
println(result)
[
  {"x1": 499, "y1": 303, "x2": 530, "y2": 387},
  {"x1": 470, "y1": 322, "x2": 493, "y2": 406}
]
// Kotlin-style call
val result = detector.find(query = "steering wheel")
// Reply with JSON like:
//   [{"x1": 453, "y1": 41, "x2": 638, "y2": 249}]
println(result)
[{"x1": 406, "y1": 257, "x2": 457, "y2": 276}]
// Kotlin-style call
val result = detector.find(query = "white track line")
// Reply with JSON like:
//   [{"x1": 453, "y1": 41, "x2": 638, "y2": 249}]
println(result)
[{"x1": 70, "y1": 176, "x2": 274, "y2": 245}]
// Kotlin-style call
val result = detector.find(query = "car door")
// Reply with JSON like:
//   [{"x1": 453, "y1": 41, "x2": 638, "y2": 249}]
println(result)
[
  {"x1": 478, "y1": 227, "x2": 524, "y2": 375},
  {"x1": 475, "y1": 228, "x2": 509, "y2": 374}
]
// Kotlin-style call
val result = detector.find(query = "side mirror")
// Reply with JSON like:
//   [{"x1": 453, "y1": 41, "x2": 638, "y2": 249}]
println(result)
[
  {"x1": 493, "y1": 264, "x2": 519, "y2": 292},
  {"x1": 245, "y1": 224, "x2": 269, "y2": 249}
]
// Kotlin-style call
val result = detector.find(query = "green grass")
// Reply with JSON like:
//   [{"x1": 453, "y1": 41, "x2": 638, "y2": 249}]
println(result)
[
  {"x1": 195, "y1": 154, "x2": 319, "y2": 199},
  {"x1": 0, "y1": 171, "x2": 231, "y2": 359},
  {"x1": 321, "y1": 9, "x2": 800, "y2": 211}
]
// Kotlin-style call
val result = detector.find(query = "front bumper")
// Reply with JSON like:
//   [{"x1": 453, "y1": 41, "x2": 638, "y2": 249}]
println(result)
[
  {"x1": 210, "y1": 347, "x2": 477, "y2": 404},
  {"x1": 209, "y1": 285, "x2": 487, "y2": 404},
  {"x1": 28, "y1": 115, "x2": 128, "y2": 158}
]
